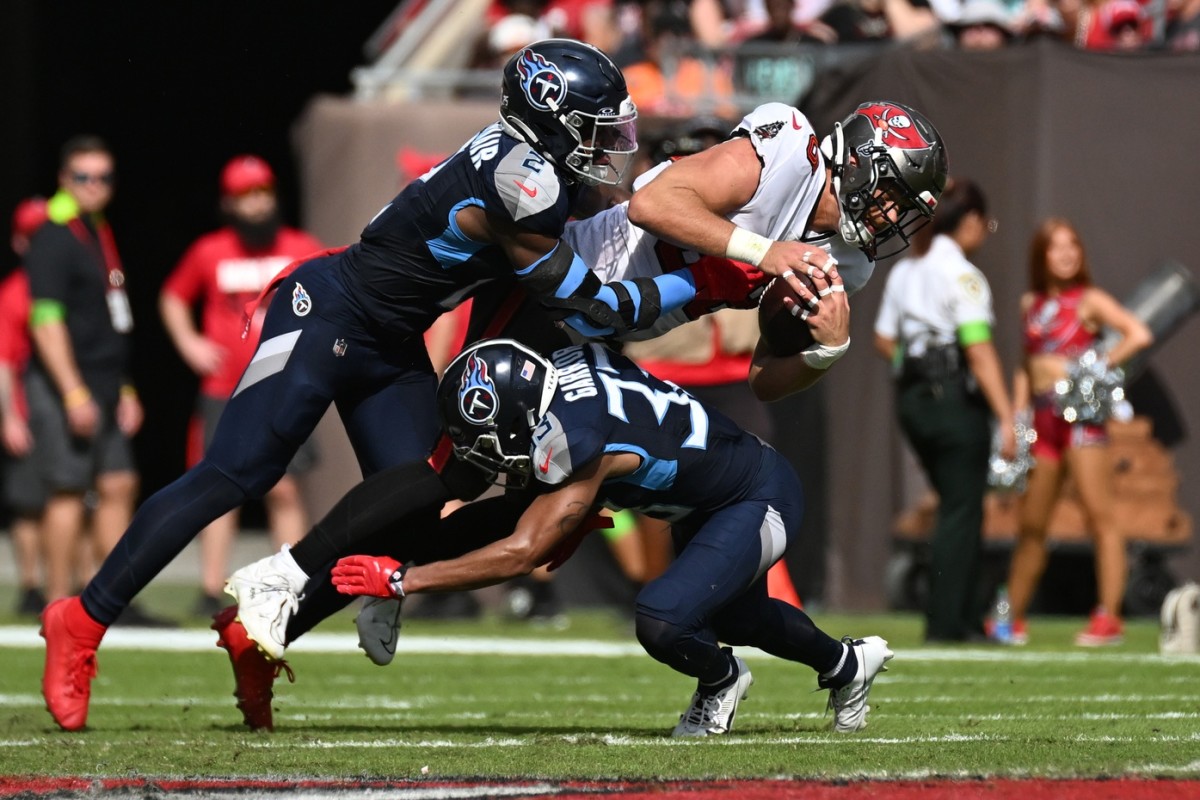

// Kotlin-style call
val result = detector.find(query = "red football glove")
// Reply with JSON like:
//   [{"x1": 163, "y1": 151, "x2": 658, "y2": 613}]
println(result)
[
  {"x1": 541, "y1": 512, "x2": 616, "y2": 572},
  {"x1": 683, "y1": 255, "x2": 770, "y2": 319},
  {"x1": 332, "y1": 555, "x2": 406, "y2": 598}
]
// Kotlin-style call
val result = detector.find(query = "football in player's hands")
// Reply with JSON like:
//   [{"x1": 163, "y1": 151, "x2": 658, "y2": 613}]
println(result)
[{"x1": 757, "y1": 274, "x2": 818, "y2": 357}]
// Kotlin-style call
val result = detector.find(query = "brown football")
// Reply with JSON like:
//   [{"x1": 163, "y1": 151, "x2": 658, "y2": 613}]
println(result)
[{"x1": 757, "y1": 274, "x2": 818, "y2": 357}]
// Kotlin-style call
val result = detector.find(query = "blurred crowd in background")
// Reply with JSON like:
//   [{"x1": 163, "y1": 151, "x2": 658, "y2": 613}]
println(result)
[{"x1": 473, "y1": 0, "x2": 1200, "y2": 73}]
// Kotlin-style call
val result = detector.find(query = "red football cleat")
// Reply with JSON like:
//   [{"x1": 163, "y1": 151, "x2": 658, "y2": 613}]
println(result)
[
  {"x1": 1075, "y1": 607, "x2": 1124, "y2": 647},
  {"x1": 40, "y1": 596, "x2": 107, "y2": 731},
  {"x1": 212, "y1": 605, "x2": 294, "y2": 731}
]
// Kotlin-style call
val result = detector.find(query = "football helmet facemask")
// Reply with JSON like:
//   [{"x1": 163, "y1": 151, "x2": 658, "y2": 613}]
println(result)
[
  {"x1": 437, "y1": 339, "x2": 559, "y2": 486},
  {"x1": 500, "y1": 39, "x2": 638, "y2": 187},
  {"x1": 820, "y1": 101, "x2": 948, "y2": 259}
]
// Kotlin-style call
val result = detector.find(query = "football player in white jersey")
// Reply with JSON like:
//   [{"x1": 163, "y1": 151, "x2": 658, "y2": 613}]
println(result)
[{"x1": 563, "y1": 100, "x2": 947, "y2": 398}]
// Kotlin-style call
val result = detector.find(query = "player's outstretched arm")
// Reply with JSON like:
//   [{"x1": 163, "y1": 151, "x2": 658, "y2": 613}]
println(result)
[
  {"x1": 464, "y1": 207, "x2": 696, "y2": 337},
  {"x1": 333, "y1": 453, "x2": 640, "y2": 597}
]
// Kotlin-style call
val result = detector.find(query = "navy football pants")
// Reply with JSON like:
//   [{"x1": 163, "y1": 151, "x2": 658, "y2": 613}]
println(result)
[
  {"x1": 634, "y1": 448, "x2": 845, "y2": 683},
  {"x1": 82, "y1": 255, "x2": 442, "y2": 625}
]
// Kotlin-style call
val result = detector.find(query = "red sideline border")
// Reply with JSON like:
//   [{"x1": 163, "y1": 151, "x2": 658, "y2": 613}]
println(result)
[{"x1": 2, "y1": 777, "x2": 1199, "y2": 799}]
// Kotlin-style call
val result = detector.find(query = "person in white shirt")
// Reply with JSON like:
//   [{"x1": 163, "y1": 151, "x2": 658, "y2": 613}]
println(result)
[{"x1": 873, "y1": 177, "x2": 1015, "y2": 643}]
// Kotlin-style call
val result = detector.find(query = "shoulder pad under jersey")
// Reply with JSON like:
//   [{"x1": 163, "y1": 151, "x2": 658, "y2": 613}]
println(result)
[
  {"x1": 493, "y1": 145, "x2": 564, "y2": 226},
  {"x1": 736, "y1": 103, "x2": 822, "y2": 176},
  {"x1": 531, "y1": 411, "x2": 574, "y2": 486}
]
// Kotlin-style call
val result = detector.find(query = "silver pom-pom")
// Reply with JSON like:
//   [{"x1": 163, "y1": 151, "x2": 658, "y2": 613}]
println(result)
[
  {"x1": 1053, "y1": 349, "x2": 1125, "y2": 425},
  {"x1": 988, "y1": 409, "x2": 1038, "y2": 492}
]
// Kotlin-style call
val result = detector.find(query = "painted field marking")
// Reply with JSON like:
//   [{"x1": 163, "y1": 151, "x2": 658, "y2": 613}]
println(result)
[{"x1": 2, "y1": 627, "x2": 1197, "y2": 665}]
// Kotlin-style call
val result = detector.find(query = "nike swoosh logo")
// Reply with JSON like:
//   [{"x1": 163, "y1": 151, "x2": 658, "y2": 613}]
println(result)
[
  {"x1": 539, "y1": 447, "x2": 553, "y2": 474},
  {"x1": 792, "y1": 112, "x2": 803, "y2": 130},
  {"x1": 515, "y1": 180, "x2": 538, "y2": 198},
  {"x1": 378, "y1": 626, "x2": 397, "y2": 655}
]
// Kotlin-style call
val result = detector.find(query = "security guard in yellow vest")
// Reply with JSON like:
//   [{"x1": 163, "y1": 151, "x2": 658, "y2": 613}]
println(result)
[{"x1": 873, "y1": 178, "x2": 1015, "y2": 642}]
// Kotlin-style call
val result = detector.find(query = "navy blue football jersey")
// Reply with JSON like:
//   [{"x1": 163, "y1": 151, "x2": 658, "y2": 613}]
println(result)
[
  {"x1": 532, "y1": 344, "x2": 768, "y2": 521},
  {"x1": 336, "y1": 123, "x2": 581, "y2": 342}
]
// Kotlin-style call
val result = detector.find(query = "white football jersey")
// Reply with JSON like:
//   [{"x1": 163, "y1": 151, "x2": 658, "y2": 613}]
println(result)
[{"x1": 562, "y1": 103, "x2": 873, "y2": 342}]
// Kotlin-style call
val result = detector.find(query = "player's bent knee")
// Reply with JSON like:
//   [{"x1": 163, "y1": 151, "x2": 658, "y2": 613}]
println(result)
[{"x1": 634, "y1": 612, "x2": 684, "y2": 664}]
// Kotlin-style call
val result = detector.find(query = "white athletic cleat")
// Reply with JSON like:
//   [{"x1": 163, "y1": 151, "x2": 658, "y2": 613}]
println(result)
[
  {"x1": 356, "y1": 596, "x2": 402, "y2": 666},
  {"x1": 826, "y1": 635, "x2": 893, "y2": 733},
  {"x1": 671, "y1": 654, "x2": 754, "y2": 737},
  {"x1": 224, "y1": 545, "x2": 308, "y2": 661}
]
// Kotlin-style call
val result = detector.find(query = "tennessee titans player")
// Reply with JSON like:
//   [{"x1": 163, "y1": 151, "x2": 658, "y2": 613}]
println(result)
[{"x1": 333, "y1": 338, "x2": 894, "y2": 737}]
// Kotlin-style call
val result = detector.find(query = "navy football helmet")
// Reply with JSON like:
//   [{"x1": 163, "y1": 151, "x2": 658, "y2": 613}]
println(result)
[
  {"x1": 820, "y1": 101, "x2": 948, "y2": 259},
  {"x1": 500, "y1": 39, "x2": 638, "y2": 187},
  {"x1": 437, "y1": 339, "x2": 559, "y2": 484}
]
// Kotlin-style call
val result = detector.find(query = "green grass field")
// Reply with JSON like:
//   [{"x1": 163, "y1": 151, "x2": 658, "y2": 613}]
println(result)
[{"x1": 2, "y1": 588, "x2": 1198, "y2": 782}]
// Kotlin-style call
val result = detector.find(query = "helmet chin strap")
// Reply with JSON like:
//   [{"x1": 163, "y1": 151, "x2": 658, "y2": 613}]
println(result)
[
  {"x1": 501, "y1": 115, "x2": 557, "y2": 164},
  {"x1": 821, "y1": 122, "x2": 868, "y2": 248},
  {"x1": 823, "y1": 121, "x2": 882, "y2": 251}
]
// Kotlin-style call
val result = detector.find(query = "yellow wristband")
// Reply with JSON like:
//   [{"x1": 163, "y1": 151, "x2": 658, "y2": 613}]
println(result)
[
  {"x1": 64, "y1": 386, "x2": 92, "y2": 409},
  {"x1": 120, "y1": 385, "x2": 138, "y2": 399}
]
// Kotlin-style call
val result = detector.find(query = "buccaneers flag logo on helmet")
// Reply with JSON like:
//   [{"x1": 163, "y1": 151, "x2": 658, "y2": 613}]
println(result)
[{"x1": 854, "y1": 103, "x2": 933, "y2": 150}]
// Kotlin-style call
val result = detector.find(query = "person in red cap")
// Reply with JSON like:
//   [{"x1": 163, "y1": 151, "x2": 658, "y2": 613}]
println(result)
[
  {"x1": 1, "y1": 197, "x2": 49, "y2": 615},
  {"x1": 159, "y1": 155, "x2": 324, "y2": 616}
]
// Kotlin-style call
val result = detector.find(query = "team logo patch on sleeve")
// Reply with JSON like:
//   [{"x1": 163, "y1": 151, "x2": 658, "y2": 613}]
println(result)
[
  {"x1": 458, "y1": 354, "x2": 499, "y2": 424},
  {"x1": 958, "y1": 273, "x2": 985, "y2": 301},
  {"x1": 291, "y1": 282, "x2": 311, "y2": 316},
  {"x1": 753, "y1": 121, "x2": 785, "y2": 140}
]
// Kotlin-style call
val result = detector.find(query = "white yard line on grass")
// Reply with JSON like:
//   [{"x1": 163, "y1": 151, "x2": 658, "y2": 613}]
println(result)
[{"x1": 2, "y1": 627, "x2": 1198, "y2": 665}]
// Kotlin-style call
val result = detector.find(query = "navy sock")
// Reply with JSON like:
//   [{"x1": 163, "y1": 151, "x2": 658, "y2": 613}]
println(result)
[
  {"x1": 818, "y1": 641, "x2": 860, "y2": 689},
  {"x1": 699, "y1": 648, "x2": 740, "y2": 692},
  {"x1": 715, "y1": 598, "x2": 847, "y2": 677}
]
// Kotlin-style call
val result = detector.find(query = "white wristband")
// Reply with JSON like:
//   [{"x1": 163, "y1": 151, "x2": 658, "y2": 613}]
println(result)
[
  {"x1": 800, "y1": 337, "x2": 850, "y2": 370},
  {"x1": 725, "y1": 227, "x2": 772, "y2": 267}
]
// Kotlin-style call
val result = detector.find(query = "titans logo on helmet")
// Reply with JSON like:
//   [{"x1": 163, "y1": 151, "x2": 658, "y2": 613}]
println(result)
[
  {"x1": 516, "y1": 48, "x2": 567, "y2": 112},
  {"x1": 458, "y1": 354, "x2": 499, "y2": 425}
]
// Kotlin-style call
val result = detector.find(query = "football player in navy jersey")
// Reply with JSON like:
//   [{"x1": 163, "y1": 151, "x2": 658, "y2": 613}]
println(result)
[
  {"x1": 204, "y1": 100, "x2": 947, "y2": 732},
  {"x1": 332, "y1": 338, "x2": 894, "y2": 736},
  {"x1": 41, "y1": 38, "x2": 789, "y2": 733}
]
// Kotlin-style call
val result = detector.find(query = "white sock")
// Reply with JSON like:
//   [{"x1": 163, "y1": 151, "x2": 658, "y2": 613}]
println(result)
[
  {"x1": 820, "y1": 643, "x2": 850, "y2": 681},
  {"x1": 269, "y1": 543, "x2": 309, "y2": 590}
]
